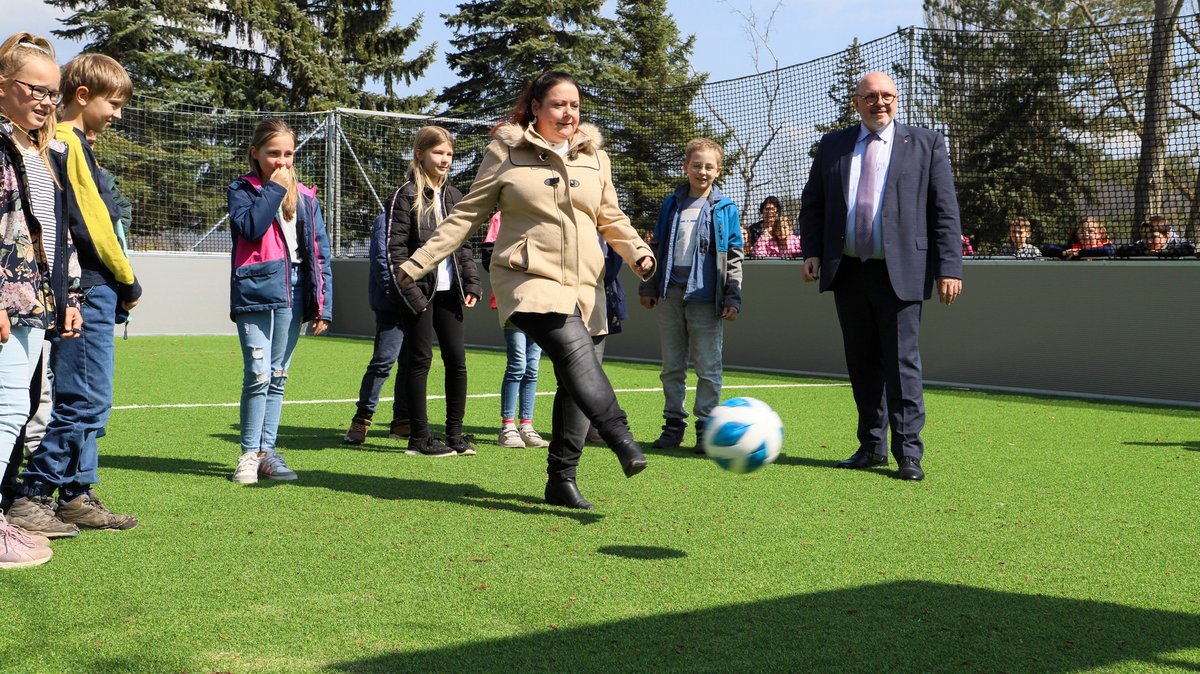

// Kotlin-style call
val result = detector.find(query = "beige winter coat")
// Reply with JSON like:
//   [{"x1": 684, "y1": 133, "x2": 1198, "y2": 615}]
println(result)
[{"x1": 399, "y1": 122, "x2": 655, "y2": 335}]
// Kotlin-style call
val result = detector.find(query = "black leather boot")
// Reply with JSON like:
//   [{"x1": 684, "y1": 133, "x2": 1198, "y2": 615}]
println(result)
[
  {"x1": 611, "y1": 437, "x2": 648, "y2": 478},
  {"x1": 545, "y1": 478, "x2": 594, "y2": 509}
]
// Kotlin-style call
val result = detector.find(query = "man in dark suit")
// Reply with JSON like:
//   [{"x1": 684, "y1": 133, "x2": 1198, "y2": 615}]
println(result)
[{"x1": 798, "y1": 71, "x2": 963, "y2": 481}]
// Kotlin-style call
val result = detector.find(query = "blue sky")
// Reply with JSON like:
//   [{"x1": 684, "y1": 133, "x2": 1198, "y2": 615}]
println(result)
[{"x1": 27, "y1": 0, "x2": 927, "y2": 98}]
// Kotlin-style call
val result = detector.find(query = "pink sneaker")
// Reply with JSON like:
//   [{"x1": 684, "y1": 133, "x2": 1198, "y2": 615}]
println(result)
[{"x1": 0, "y1": 514, "x2": 52, "y2": 569}]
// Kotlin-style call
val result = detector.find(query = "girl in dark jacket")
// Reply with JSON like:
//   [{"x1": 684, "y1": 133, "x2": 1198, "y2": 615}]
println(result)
[{"x1": 386, "y1": 126, "x2": 481, "y2": 457}]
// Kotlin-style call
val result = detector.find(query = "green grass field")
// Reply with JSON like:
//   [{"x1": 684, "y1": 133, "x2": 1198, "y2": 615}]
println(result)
[{"x1": 2, "y1": 335, "x2": 1198, "y2": 673}]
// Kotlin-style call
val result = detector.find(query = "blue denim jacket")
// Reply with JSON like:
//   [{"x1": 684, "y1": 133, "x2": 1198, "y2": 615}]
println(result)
[{"x1": 640, "y1": 184, "x2": 744, "y2": 315}]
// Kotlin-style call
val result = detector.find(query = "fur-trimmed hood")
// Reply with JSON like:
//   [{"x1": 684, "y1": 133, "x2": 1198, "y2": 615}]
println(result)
[{"x1": 491, "y1": 121, "x2": 604, "y2": 159}]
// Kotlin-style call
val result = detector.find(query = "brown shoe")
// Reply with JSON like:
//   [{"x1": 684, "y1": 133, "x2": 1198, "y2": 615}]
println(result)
[
  {"x1": 388, "y1": 420, "x2": 411, "y2": 439},
  {"x1": 344, "y1": 416, "x2": 371, "y2": 445},
  {"x1": 58, "y1": 491, "x2": 138, "y2": 531},
  {"x1": 6, "y1": 495, "x2": 80, "y2": 539}
]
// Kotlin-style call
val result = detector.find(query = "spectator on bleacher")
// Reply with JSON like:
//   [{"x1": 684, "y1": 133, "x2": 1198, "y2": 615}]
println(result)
[
  {"x1": 393, "y1": 70, "x2": 656, "y2": 510},
  {"x1": 1121, "y1": 216, "x2": 1195, "y2": 257},
  {"x1": 1059, "y1": 216, "x2": 1116, "y2": 259},
  {"x1": 1000, "y1": 216, "x2": 1041, "y2": 258},
  {"x1": 961, "y1": 234, "x2": 975, "y2": 257},
  {"x1": 750, "y1": 212, "x2": 803, "y2": 259},
  {"x1": 747, "y1": 196, "x2": 784, "y2": 250}
]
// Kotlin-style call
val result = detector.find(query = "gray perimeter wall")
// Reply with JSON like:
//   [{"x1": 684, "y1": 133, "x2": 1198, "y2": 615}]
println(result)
[{"x1": 129, "y1": 252, "x2": 1200, "y2": 406}]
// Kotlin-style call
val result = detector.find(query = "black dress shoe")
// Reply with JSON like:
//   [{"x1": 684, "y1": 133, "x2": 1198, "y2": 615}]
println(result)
[
  {"x1": 611, "y1": 438, "x2": 648, "y2": 478},
  {"x1": 898, "y1": 456, "x2": 925, "y2": 481},
  {"x1": 545, "y1": 479, "x2": 594, "y2": 510},
  {"x1": 836, "y1": 449, "x2": 889, "y2": 469}
]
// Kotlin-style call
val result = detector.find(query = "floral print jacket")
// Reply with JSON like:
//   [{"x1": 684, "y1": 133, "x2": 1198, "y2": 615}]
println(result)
[{"x1": 0, "y1": 121, "x2": 81, "y2": 331}]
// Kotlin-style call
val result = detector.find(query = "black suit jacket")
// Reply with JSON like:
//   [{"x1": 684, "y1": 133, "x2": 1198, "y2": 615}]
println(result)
[{"x1": 798, "y1": 122, "x2": 963, "y2": 302}]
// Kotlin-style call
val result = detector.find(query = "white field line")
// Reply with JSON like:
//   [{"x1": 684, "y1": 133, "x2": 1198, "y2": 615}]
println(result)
[{"x1": 112, "y1": 382, "x2": 848, "y2": 411}]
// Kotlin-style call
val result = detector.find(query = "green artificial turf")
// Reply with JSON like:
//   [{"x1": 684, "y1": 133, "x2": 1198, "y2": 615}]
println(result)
[{"x1": 2, "y1": 335, "x2": 1198, "y2": 673}]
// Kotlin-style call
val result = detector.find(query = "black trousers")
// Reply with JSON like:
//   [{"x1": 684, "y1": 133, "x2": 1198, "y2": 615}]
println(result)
[
  {"x1": 546, "y1": 337, "x2": 606, "y2": 480},
  {"x1": 831, "y1": 257, "x2": 926, "y2": 460},
  {"x1": 509, "y1": 311, "x2": 632, "y2": 479},
  {"x1": 398, "y1": 291, "x2": 467, "y2": 439}
]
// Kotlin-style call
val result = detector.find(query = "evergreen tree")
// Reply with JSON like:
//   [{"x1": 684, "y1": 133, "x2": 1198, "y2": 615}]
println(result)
[
  {"x1": 47, "y1": 0, "x2": 212, "y2": 102},
  {"x1": 438, "y1": 0, "x2": 618, "y2": 116},
  {"x1": 47, "y1": 0, "x2": 437, "y2": 112},
  {"x1": 203, "y1": 1, "x2": 437, "y2": 112},
  {"x1": 603, "y1": 0, "x2": 709, "y2": 231},
  {"x1": 811, "y1": 37, "x2": 866, "y2": 158}
]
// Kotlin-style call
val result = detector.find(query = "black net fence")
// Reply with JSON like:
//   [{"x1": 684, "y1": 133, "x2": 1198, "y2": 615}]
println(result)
[{"x1": 100, "y1": 15, "x2": 1200, "y2": 261}]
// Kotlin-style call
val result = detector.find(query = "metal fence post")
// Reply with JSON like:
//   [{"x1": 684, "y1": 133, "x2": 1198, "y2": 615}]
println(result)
[{"x1": 326, "y1": 109, "x2": 342, "y2": 255}]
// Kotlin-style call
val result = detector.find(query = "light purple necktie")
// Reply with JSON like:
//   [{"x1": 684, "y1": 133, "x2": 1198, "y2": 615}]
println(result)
[{"x1": 854, "y1": 132, "x2": 883, "y2": 261}]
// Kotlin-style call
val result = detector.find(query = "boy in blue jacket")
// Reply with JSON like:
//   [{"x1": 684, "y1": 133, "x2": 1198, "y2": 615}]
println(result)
[{"x1": 638, "y1": 138, "x2": 744, "y2": 453}]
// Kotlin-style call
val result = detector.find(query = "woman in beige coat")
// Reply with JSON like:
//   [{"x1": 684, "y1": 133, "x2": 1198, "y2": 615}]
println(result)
[{"x1": 395, "y1": 71, "x2": 656, "y2": 509}]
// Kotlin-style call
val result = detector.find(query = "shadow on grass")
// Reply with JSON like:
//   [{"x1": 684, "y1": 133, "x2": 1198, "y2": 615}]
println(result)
[
  {"x1": 1123, "y1": 440, "x2": 1200, "y2": 452},
  {"x1": 596, "y1": 545, "x2": 686, "y2": 560},
  {"x1": 328, "y1": 580, "x2": 1200, "y2": 673},
  {"x1": 211, "y1": 423, "x2": 514, "y2": 452},
  {"x1": 101, "y1": 455, "x2": 603, "y2": 524}
]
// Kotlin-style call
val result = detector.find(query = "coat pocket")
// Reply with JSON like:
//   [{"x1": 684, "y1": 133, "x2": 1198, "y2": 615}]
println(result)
[
  {"x1": 232, "y1": 258, "x2": 286, "y2": 308},
  {"x1": 915, "y1": 236, "x2": 928, "y2": 250},
  {"x1": 497, "y1": 237, "x2": 529, "y2": 272}
]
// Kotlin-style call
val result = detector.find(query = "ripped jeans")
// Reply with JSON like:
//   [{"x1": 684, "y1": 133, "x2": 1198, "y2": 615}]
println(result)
[{"x1": 236, "y1": 266, "x2": 303, "y2": 454}]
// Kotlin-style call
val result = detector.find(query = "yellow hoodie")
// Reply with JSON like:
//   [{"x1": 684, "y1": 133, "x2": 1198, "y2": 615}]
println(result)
[{"x1": 55, "y1": 123, "x2": 134, "y2": 285}]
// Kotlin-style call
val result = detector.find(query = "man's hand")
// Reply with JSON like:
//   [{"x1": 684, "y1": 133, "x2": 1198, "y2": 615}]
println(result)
[
  {"x1": 311, "y1": 319, "x2": 330, "y2": 336},
  {"x1": 635, "y1": 256, "x2": 654, "y2": 275},
  {"x1": 463, "y1": 294, "x2": 479, "y2": 308},
  {"x1": 937, "y1": 277, "x2": 962, "y2": 305},
  {"x1": 121, "y1": 298, "x2": 140, "y2": 311},
  {"x1": 640, "y1": 296, "x2": 657, "y2": 309},
  {"x1": 61, "y1": 307, "x2": 82, "y2": 338},
  {"x1": 721, "y1": 306, "x2": 739, "y2": 321},
  {"x1": 802, "y1": 257, "x2": 821, "y2": 282}
]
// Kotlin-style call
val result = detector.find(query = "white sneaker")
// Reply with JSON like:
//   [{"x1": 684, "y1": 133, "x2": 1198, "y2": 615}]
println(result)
[
  {"x1": 520, "y1": 425, "x2": 549, "y2": 448},
  {"x1": 232, "y1": 451, "x2": 260, "y2": 484},
  {"x1": 498, "y1": 425, "x2": 524, "y2": 448}
]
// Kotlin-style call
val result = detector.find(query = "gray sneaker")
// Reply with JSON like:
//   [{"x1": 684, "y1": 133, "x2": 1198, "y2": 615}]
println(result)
[
  {"x1": 498, "y1": 425, "x2": 524, "y2": 448},
  {"x1": 6, "y1": 495, "x2": 80, "y2": 539},
  {"x1": 519, "y1": 426, "x2": 549, "y2": 448},
  {"x1": 58, "y1": 491, "x2": 138, "y2": 531},
  {"x1": 257, "y1": 450, "x2": 298, "y2": 481}
]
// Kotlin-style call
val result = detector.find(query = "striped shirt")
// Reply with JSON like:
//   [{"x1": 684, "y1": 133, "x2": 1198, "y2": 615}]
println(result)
[{"x1": 20, "y1": 144, "x2": 57, "y2": 272}]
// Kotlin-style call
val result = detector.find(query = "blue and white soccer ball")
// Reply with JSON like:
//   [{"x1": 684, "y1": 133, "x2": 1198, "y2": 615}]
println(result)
[{"x1": 702, "y1": 397, "x2": 784, "y2": 473}]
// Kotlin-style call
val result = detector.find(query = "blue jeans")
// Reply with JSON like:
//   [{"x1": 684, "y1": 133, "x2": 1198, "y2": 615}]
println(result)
[
  {"x1": 237, "y1": 267, "x2": 303, "y2": 454},
  {"x1": 655, "y1": 286, "x2": 724, "y2": 423},
  {"x1": 0, "y1": 326, "x2": 45, "y2": 477},
  {"x1": 22, "y1": 281, "x2": 119, "y2": 493},
  {"x1": 353, "y1": 310, "x2": 408, "y2": 421},
  {"x1": 501, "y1": 326, "x2": 542, "y2": 421}
]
